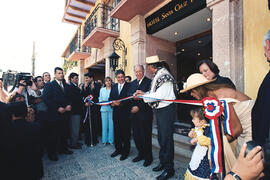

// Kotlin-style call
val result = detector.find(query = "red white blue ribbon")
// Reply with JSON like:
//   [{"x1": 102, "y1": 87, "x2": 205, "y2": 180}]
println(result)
[
  {"x1": 202, "y1": 97, "x2": 224, "y2": 175},
  {"x1": 220, "y1": 100, "x2": 233, "y2": 137},
  {"x1": 84, "y1": 95, "x2": 93, "y2": 102},
  {"x1": 84, "y1": 95, "x2": 226, "y2": 175},
  {"x1": 84, "y1": 95, "x2": 133, "y2": 106}
]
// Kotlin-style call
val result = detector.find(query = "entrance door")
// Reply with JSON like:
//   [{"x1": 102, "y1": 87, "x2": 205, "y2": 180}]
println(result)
[{"x1": 176, "y1": 32, "x2": 212, "y2": 126}]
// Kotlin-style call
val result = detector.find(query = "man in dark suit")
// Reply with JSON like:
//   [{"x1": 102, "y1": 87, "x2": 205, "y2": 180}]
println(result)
[
  {"x1": 252, "y1": 30, "x2": 270, "y2": 146},
  {"x1": 0, "y1": 102, "x2": 17, "y2": 179},
  {"x1": 43, "y1": 67, "x2": 73, "y2": 161},
  {"x1": 128, "y1": 65, "x2": 153, "y2": 167},
  {"x1": 68, "y1": 73, "x2": 83, "y2": 149},
  {"x1": 109, "y1": 69, "x2": 131, "y2": 161},
  {"x1": 9, "y1": 101, "x2": 43, "y2": 179},
  {"x1": 81, "y1": 72, "x2": 101, "y2": 146}
]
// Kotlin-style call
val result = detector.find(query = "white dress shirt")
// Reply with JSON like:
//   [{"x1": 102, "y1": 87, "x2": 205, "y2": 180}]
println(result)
[{"x1": 118, "y1": 82, "x2": 125, "y2": 94}]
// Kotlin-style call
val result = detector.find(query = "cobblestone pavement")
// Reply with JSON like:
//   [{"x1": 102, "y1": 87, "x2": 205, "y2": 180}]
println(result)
[{"x1": 42, "y1": 140, "x2": 188, "y2": 180}]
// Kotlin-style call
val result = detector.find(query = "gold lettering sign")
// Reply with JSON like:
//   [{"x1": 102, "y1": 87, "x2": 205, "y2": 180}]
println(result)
[
  {"x1": 146, "y1": 0, "x2": 205, "y2": 31},
  {"x1": 174, "y1": 1, "x2": 188, "y2": 12},
  {"x1": 161, "y1": 10, "x2": 174, "y2": 20},
  {"x1": 147, "y1": 17, "x2": 160, "y2": 28}
]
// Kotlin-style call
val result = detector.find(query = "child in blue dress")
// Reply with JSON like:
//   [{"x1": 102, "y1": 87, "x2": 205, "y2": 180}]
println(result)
[{"x1": 185, "y1": 108, "x2": 211, "y2": 180}]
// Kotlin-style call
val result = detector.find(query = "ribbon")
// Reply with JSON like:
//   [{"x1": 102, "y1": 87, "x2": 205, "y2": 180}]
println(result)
[
  {"x1": 83, "y1": 106, "x2": 90, "y2": 123},
  {"x1": 84, "y1": 95, "x2": 134, "y2": 106},
  {"x1": 202, "y1": 97, "x2": 224, "y2": 175},
  {"x1": 220, "y1": 100, "x2": 233, "y2": 137},
  {"x1": 84, "y1": 95, "x2": 226, "y2": 175}
]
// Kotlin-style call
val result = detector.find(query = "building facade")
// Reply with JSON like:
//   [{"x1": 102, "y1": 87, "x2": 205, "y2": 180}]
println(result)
[{"x1": 62, "y1": 0, "x2": 270, "y2": 125}]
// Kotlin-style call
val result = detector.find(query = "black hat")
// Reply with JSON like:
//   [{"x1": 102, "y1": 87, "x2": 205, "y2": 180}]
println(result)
[{"x1": 84, "y1": 72, "x2": 94, "y2": 78}]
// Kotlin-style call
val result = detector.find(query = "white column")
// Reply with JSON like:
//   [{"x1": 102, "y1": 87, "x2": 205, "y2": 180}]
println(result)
[
  {"x1": 207, "y1": 0, "x2": 244, "y2": 91},
  {"x1": 130, "y1": 15, "x2": 147, "y2": 67}
]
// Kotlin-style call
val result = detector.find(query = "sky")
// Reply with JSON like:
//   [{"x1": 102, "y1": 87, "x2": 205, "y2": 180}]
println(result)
[{"x1": 0, "y1": 0, "x2": 77, "y2": 76}]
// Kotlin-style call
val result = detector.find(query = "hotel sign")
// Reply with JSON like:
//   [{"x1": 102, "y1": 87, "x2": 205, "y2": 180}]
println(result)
[{"x1": 145, "y1": 0, "x2": 206, "y2": 34}]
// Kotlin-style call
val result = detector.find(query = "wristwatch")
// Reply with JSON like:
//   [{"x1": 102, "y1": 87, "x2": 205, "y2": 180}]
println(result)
[{"x1": 228, "y1": 171, "x2": 242, "y2": 180}]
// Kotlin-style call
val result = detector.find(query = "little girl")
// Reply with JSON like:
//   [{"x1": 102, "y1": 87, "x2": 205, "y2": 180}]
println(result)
[{"x1": 185, "y1": 108, "x2": 211, "y2": 180}]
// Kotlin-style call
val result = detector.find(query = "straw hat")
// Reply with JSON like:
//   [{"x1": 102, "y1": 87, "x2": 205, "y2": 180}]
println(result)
[
  {"x1": 180, "y1": 73, "x2": 216, "y2": 93},
  {"x1": 146, "y1": 55, "x2": 165, "y2": 64}
]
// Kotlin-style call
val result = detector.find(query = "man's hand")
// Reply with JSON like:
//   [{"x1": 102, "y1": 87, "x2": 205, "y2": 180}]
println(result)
[
  {"x1": 84, "y1": 82, "x2": 89, "y2": 89},
  {"x1": 30, "y1": 79, "x2": 38, "y2": 91},
  {"x1": 19, "y1": 80, "x2": 27, "y2": 87},
  {"x1": 134, "y1": 90, "x2": 145, "y2": 96},
  {"x1": 91, "y1": 82, "x2": 95, "y2": 90},
  {"x1": 132, "y1": 93, "x2": 142, "y2": 100},
  {"x1": 230, "y1": 143, "x2": 264, "y2": 180},
  {"x1": 112, "y1": 100, "x2": 120, "y2": 106},
  {"x1": 131, "y1": 106, "x2": 139, "y2": 113},
  {"x1": 65, "y1": 105, "x2": 72, "y2": 111},
  {"x1": 58, "y1": 107, "x2": 66, "y2": 114}
]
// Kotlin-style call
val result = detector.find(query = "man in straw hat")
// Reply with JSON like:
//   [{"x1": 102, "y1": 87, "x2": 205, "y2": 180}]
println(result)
[{"x1": 135, "y1": 55, "x2": 178, "y2": 180}]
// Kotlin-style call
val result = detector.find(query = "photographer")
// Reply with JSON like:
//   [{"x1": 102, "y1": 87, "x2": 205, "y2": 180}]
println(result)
[
  {"x1": 32, "y1": 76, "x2": 47, "y2": 112},
  {"x1": 10, "y1": 74, "x2": 40, "y2": 106}
]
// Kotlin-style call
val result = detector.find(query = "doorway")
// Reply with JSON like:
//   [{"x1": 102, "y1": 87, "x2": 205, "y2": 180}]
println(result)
[{"x1": 176, "y1": 31, "x2": 212, "y2": 127}]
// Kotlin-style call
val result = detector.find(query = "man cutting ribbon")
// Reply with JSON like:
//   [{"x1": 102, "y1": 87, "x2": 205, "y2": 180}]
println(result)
[{"x1": 135, "y1": 55, "x2": 179, "y2": 180}]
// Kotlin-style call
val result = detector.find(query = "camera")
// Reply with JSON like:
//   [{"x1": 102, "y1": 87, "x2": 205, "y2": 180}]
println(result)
[
  {"x1": 245, "y1": 141, "x2": 270, "y2": 177},
  {"x1": 17, "y1": 73, "x2": 32, "y2": 86}
]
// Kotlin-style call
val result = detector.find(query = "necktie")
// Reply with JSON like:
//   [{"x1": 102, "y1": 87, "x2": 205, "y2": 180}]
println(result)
[
  {"x1": 60, "y1": 82, "x2": 64, "y2": 92},
  {"x1": 118, "y1": 84, "x2": 122, "y2": 94}
]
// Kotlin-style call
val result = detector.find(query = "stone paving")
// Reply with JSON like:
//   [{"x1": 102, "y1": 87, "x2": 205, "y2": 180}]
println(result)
[{"x1": 42, "y1": 140, "x2": 188, "y2": 180}]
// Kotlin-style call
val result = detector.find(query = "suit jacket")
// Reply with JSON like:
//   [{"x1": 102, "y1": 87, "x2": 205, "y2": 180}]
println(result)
[
  {"x1": 69, "y1": 83, "x2": 84, "y2": 115},
  {"x1": 81, "y1": 82, "x2": 101, "y2": 103},
  {"x1": 0, "y1": 102, "x2": 16, "y2": 179},
  {"x1": 252, "y1": 71, "x2": 270, "y2": 145},
  {"x1": 128, "y1": 77, "x2": 152, "y2": 113},
  {"x1": 42, "y1": 80, "x2": 71, "y2": 121},
  {"x1": 81, "y1": 82, "x2": 101, "y2": 115},
  {"x1": 109, "y1": 82, "x2": 131, "y2": 112},
  {"x1": 214, "y1": 75, "x2": 236, "y2": 89},
  {"x1": 13, "y1": 119, "x2": 43, "y2": 179}
]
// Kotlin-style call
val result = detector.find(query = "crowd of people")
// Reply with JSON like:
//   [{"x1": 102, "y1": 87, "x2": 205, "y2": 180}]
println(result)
[{"x1": 1, "y1": 30, "x2": 270, "y2": 180}]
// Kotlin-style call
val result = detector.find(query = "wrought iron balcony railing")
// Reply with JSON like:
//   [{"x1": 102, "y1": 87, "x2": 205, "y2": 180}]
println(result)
[
  {"x1": 84, "y1": 3, "x2": 120, "y2": 39},
  {"x1": 67, "y1": 33, "x2": 91, "y2": 58}
]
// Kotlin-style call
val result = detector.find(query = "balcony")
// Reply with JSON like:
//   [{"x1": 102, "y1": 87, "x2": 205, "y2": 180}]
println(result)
[
  {"x1": 110, "y1": 0, "x2": 164, "y2": 22},
  {"x1": 63, "y1": 0, "x2": 96, "y2": 25},
  {"x1": 62, "y1": 30, "x2": 91, "y2": 61},
  {"x1": 82, "y1": 3, "x2": 120, "y2": 49}
]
